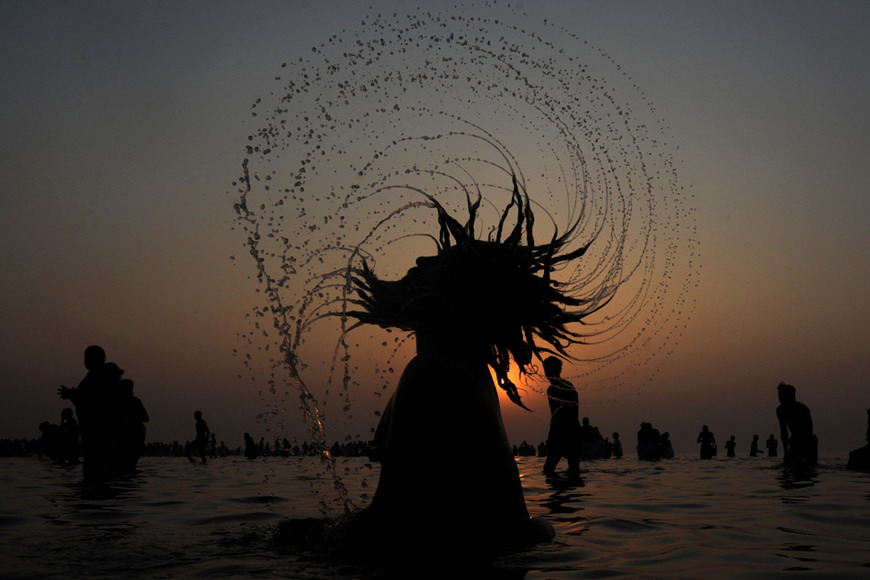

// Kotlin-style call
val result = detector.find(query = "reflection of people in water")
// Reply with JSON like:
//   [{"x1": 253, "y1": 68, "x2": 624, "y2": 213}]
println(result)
[
  {"x1": 697, "y1": 425, "x2": 716, "y2": 459},
  {"x1": 343, "y1": 177, "x2": 610, "y2": 560},
  {"x1": 766, "y1": 434, "x2": 778, "y2": 457},
  {"x1": 776, "y1": 383, "x2": 818, "y2": 466},
  {"x1": 186, "y1": 411, "x2": 211, "y2": 464},
  {"x1": 542, "y1": 357, "x2": 581, "y2": 478}
]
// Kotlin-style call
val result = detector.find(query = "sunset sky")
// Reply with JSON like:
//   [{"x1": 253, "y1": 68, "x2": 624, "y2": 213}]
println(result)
[{"x1": 1, "y1": 0, "x2": 867, "y2": 457}]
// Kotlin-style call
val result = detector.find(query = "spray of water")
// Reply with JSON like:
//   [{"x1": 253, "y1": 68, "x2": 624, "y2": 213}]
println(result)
[{"x1": 232, "y1": 2, "x2": 698, "y2": 510}]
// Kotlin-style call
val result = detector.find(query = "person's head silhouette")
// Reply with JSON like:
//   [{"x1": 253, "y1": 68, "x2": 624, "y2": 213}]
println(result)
[
  {"x1": 350, "y1": 177, "x2": 605, "y2": 410},
  {"x1": 83, "y1": 345, "x2": 106, "y2": 371},
  {"x1": 543, "y1": 356, "x2": 563, "y2": 379},
  {"x1": 777, "y1": 382, "x2": 797, "y2": 404}
]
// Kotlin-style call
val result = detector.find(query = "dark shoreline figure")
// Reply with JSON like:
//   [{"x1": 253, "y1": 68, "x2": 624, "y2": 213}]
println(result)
[
  {"x1": 542, "y1": 357, "x2": 581, "y2": 479},
  {"x1": 637, "y1": 422, "x2": 661, "y2": 461},
  {"x1": 766, "y1": 434, "x2": 778, "y2": 457},
  {"x1": 776, "y1": 383, "x2": 817, "y2": 466},
  {"x1": 59, "y1": 408, "x2": 80, "y2": 465},
  {"x1": 341, "y1": 176, "x2": 614, "y2": 562},
  {"x1": 750, "y1": 434, "x2": 761, "y2": 457},
  {"x1": 612, "y1": 432, "x2": 623, "y2": 459},
  {"x1": 186, "y1": 411, "x2": 210, "y2": 464},
  {"x1": 846, "y1": 408, "x2": 869, "y2": 471},
  {"x1": 244, "y1": 433, "x2": 259, "y2": 459},
  {"x1": 114, "y1": 374, "x2": 149, "y2": 474},
  {"x1": 38, "y1": 421, "x2": 63, "y2": 462},
  {"x1": 725, "y1": 435, "x2": 736, "y2": 457},
  {"x1": 97, "y1": 362, "x2": 147, "y2": 475},
  {"x1": 659, "y1": 432, "x2": 674, "y2": 459},
  {"x1": 697, "y1": 425, "x2": 716, "y2": 459},
  {"x1": 58, "y1": 345, "x2": 113, "y2": 481}
]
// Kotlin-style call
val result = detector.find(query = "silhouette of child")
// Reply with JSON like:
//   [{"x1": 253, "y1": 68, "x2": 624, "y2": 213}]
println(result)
[
  {"x1": 612, "y1": 432, "x2": 623, "y2": 459},
  {"x1": 659, "y1": 432, "x2": 674, "y2": 459}
]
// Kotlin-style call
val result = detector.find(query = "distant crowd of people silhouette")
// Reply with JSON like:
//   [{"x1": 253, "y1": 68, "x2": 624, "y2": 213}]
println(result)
[
  {"x1": 693, "y1": 384, "x2": 820, "y2": 465},
  {"x1": 538, "y1": 368, "x2": 837, "y2": 471},
  {"x1": 34, "y1": 346, "x2": 866, "y2": 481}
]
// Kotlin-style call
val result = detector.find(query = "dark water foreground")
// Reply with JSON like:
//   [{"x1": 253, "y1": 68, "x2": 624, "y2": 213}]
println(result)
[{"x1": 0, "y1": 455, "x2": 867, "y2": 578}]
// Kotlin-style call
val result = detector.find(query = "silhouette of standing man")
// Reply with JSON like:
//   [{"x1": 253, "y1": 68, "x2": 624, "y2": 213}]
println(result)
[
  {"x1": 725, "y1": 435, "x2": 736, "y2": 457},
  {"x1": 750, "y1": 434, "x2": 761, "y2": 457},
  {"x1": 697, "y1": 425, "x2": 716, "y2": 459},
  {"x1": 776, "y1": 383, "x2": 818, "y2": 466},
  {"x1": 187, "y1": 411, "x2": 210, "y2": 464},
  {"x1": 58, "y1": 345, "x2": 113, "y2": 481},
  {"x1": 542, "y1": 357, "x2": 581, "y2": 479},
  {"x1": 766, "y1": 434, "x2": 778, "y2": 457}
]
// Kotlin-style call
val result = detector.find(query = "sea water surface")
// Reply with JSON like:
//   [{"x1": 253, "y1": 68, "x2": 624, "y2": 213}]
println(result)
[{"x1": 1, "y1": 454, "x2": 867, "y2": 578}]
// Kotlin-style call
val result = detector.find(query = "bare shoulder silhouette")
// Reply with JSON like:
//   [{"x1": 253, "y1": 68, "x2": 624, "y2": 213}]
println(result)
[{"x1": 776, "y1": 383, "x2": 818, "y2": 466}]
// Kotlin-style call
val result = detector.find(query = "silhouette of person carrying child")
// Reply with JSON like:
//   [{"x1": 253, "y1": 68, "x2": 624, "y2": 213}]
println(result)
[
  {"x1": 58, "y1": 345, "x2": 114, "y2": 481},
  {"x1": 58, "y1": 346, "x2": 149, "y2": 479},
  {"x1": 542, "y1": 356, "x2": 581, "y2": 479},
  {"x1": 776, "y1": 382, "x2": 818, "y2": 466}
]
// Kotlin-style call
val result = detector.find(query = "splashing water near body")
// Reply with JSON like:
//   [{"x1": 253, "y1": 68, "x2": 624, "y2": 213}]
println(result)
[{"x1": 232, "y1": 2, "x2": 698, "y2": 510}]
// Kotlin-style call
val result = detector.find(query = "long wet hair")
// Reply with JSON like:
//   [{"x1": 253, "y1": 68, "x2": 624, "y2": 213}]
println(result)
[{"x1": 350, "y1": 175, "x2": 611, "y2": 408}]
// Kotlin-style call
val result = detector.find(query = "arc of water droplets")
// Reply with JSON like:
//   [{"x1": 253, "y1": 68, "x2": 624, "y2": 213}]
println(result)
[{"x1": 232, "y1": 2, "x2": 699, "y2": 504}]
